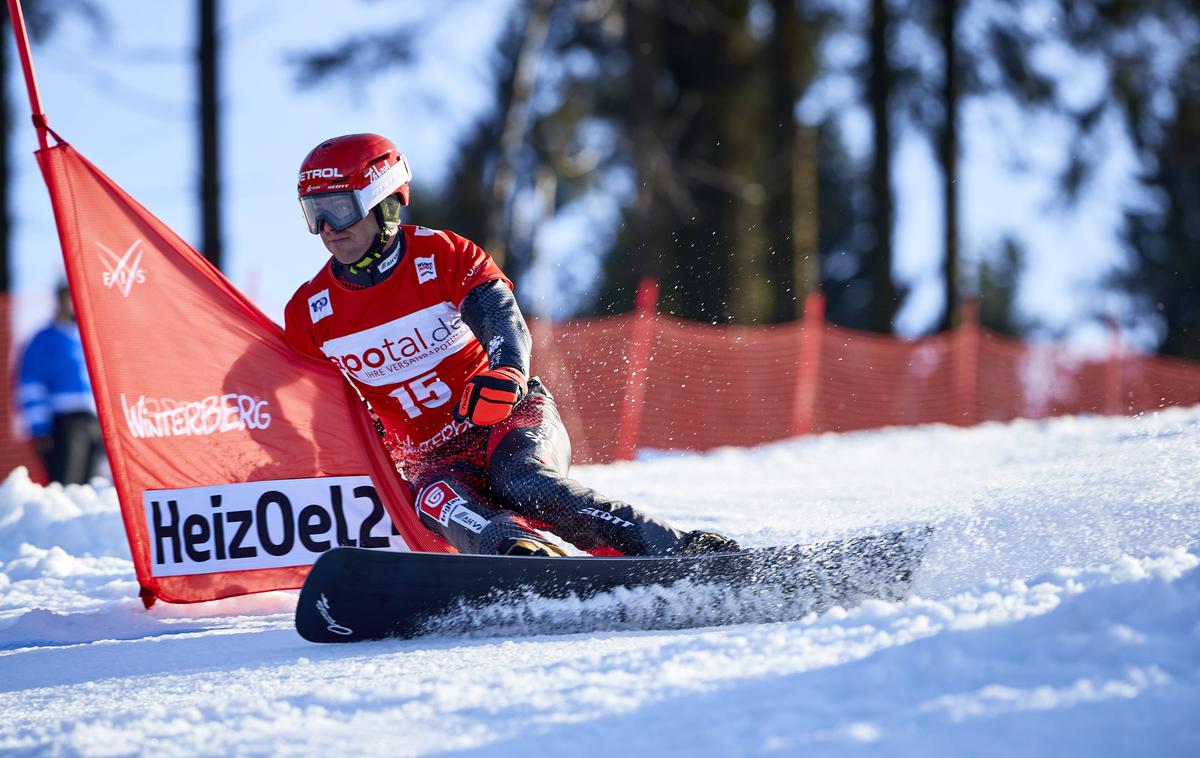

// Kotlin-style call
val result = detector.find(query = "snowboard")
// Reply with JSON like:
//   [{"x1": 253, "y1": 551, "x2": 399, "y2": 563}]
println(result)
[{"x1": 295, "y1": 526, "x2": 932, "y2": 643}]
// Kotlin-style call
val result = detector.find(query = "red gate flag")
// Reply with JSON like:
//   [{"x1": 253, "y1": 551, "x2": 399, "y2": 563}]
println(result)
[{"x1": 35, "y1": 138, "x2": 452, "y2": 606}]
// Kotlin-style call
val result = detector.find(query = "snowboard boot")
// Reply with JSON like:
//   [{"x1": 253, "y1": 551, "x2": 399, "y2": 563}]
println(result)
[
  {"x1": 502, "y1": 536, "x2": 569, "y2": 558},
  {"x1": 674, "y1": 530, "x2": 741, "y2": 555}
]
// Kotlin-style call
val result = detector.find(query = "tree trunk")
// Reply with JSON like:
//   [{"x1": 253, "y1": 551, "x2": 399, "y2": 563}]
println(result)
[
  {"x1": 793, "y1": 15, "x2": 824, "y2": 319},
  {"x1": 198, "y1": 0, "x2": 222, "y2": 270},
  {"x1": 485, "y1": 0, "x2": 555, "y2": 271},
  {"x1": 765, "y1": 0, "x2": 798, "y2": 322},
  {"x1": 0, "y1": 6, "x2": 11, "y2": 294},
  {"x1": 627, "y1": 0, "x2": 665, "y2": 285},
  {"x1": 792, "y1": 125, "x2": 820, "y2": 313},
  {"x1": 938, "y1": 0, "x2": 960, "y2": 331},
  {"x1": 722, "y1": 0, "x2": 768, "y2": 325},
  {"x1": 867, "y1": 0, "x2": 898, "y2": 332}
]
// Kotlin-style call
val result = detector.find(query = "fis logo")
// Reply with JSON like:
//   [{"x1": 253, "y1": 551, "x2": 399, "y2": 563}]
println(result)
[
  {"x1": 97, "y1": 239, "x2": 147, "y2": 297},
  {"x1": 364, "y1": 160, "x2": 391, "y2": 182},
  {"x1": 299, "y1": 167, "x2": 344, "y2": 182},
  {"x1": 415, "y1": 256, "x2": 437, "y2": 284},
  {"x1": 309, "y1": 289, "x2": 333, "y2": 323}
]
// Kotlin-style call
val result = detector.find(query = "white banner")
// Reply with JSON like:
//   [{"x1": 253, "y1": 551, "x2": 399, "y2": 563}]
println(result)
[
  {"x1": 319, "y1": 301, "x2": 472, "y2": 386},
  {"x1": 143, "y1": 476, "x2": 408, "y2": 577}
]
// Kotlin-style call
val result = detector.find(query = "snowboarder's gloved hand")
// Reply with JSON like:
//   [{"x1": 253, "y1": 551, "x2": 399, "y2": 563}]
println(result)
[{"x1": 454, "y1": 366, "x2": 528, "y2": 426}]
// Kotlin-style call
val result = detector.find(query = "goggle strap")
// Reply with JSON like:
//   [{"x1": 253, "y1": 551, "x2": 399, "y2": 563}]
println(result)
[{"x1": 355, "y1": 155, "x2": 411, "y2": 211}]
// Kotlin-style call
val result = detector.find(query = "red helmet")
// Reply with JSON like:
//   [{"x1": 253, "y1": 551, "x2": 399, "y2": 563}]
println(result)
[{"x1": 297, "y1": 133, "x2": 411, "y2": 234}]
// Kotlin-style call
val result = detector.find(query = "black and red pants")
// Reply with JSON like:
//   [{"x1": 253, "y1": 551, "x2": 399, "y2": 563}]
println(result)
[{"x1": 406, "y1": 380, "x2": 686, "y2": 556}]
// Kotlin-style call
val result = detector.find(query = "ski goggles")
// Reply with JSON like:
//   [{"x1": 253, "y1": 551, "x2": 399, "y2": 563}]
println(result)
[{"x1": 299, "y1": 155, "x2": 412, "y2": 234}]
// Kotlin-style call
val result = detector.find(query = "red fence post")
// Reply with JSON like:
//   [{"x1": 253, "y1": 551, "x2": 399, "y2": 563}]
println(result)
[
  {"x1": 615, "y1": 278, "x2": 659, "y2": 461},
  {"x1": 790, "y1": 291, "x2": 825, "y2": 437},
  {"x1": 1105, "y1": 316, "x2": 1124, "y2": 415},
  {"x1": 955, "y1": 298, "x2": 980, "y2": 425}
]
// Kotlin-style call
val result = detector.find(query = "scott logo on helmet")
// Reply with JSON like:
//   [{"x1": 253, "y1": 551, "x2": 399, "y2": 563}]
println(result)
[{"x1": 299, "y1": 167, "x2": 344, "y2": 182}]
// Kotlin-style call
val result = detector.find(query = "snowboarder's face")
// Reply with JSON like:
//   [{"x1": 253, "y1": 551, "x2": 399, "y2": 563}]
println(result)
[{"x1": 319, "y1": 212, "x2": 381, "y2": 264}]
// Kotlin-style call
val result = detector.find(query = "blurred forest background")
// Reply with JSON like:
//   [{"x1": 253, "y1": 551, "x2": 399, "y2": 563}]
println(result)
[{"x1": 3, "y1": 0, "x2": 1199, "y2": 358}]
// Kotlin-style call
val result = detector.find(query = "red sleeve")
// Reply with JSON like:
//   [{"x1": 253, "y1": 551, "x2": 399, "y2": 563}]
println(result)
[
  {"x1": 439, "y1": 230, "x2": 512, "y2": 308},
  {"x1": 283, "y1": 288, "x2": 326, "y2": 361}
]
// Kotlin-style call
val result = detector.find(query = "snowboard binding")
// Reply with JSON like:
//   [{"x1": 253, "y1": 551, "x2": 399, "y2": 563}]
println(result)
[
  {"x1": 502, "y1": 537, "x2": 569, "y2": 557},
  {"x1": 674, "y1": 530, "x2": 742, "y2": 555}
]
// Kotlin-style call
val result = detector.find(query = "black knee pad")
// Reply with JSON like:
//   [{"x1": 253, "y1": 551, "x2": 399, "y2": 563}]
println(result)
[{"x1": 490, "y1": 464, "x2": 559, "y2": 519}]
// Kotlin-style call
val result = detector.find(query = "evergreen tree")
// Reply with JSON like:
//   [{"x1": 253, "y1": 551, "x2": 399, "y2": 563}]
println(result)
[
  {"x1": 865, "y1": 0, "x2": 901, "y2": 333},
  {"x1": 1051, "y1": 0, "x2": 1200, "y2": 358},
  {"x1": 292, "y1": 1, "x2": 852, "y2": 326}
]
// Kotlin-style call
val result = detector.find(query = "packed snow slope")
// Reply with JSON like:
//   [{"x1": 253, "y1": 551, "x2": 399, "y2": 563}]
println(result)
[{"x1": 1, "y1": 408, "x2": 1198, "y2": 757}]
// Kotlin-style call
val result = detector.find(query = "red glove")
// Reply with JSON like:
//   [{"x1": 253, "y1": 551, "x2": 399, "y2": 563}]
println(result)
[{"x1": 453, "y1": 366, "x2": 528, "y2": 426}]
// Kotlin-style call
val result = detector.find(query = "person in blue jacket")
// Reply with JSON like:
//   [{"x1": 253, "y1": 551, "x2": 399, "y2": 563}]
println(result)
[{"x1": 18, "y1": 283, "x2": 102, "y2": 484}]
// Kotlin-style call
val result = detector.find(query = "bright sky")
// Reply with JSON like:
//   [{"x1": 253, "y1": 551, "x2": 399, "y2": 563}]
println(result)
[
  {"x1": 6, "y1": 0, "x2": 1154, "y2": 352},
  {"x1": 8, "y1": 0, "x2": 515, "y2": 337}
]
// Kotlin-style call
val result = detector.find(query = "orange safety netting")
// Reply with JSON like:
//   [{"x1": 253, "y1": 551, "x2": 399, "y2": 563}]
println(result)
[
  {"x1": 0, "y1": 295, "x2": 45, "y2": 482},
  {"x1": 5, "y1": 293, "x2": 1200, "y2": 474},
  {"x1": 527, "y1": 299, "x2": 1200, "y2": 464}
]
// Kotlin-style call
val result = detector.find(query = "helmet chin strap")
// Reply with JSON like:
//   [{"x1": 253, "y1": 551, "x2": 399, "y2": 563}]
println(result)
[
  {"x1": 347, "y1": 229, "x2": 396, "y2": 274},
  {"x1": 346, "y1": 196, "x2": 404, "y2": 274}
]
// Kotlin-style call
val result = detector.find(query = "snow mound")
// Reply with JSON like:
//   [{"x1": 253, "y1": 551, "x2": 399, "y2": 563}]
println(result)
[
  {"x1": 0, "y1": 606, "x2": 206, "y2": 650},
  {"x1": 0, "y1": 407, "x2": 1198, "y2": 756},
  {"x1": 0, "y1": 467, "x2": 128, "y2": 557}
]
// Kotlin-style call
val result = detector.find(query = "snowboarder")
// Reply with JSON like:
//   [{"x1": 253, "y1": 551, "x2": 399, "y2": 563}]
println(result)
[{"x1": 284, "y1": 133, "x2": 738, "y2": 558}]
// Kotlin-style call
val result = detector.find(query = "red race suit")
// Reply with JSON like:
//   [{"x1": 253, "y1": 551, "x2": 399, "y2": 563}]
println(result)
[{"x1": 284, "y1": 225, "x2": 510, "y2": 469}]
